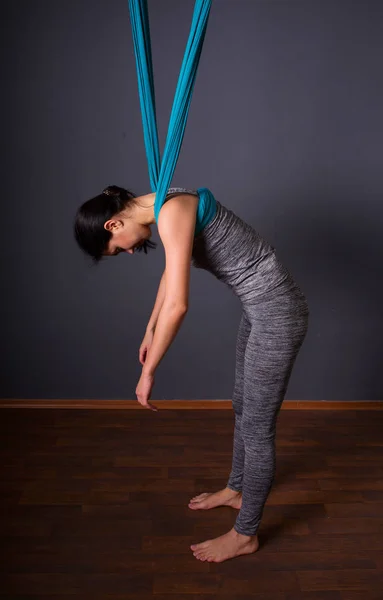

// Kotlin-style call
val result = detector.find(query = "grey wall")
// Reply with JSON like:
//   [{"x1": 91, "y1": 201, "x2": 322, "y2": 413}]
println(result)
[{"x1": 2, "y1": 0, "x2": 382, "y2": 401}]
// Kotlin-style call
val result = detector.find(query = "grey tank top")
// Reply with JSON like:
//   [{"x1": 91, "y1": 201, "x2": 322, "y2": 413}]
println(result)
[{"x1": 165, "y1": 187, "x2": 298, "y2": 304}]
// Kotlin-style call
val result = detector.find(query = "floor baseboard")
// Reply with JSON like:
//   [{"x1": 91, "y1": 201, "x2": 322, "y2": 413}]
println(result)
[{"x1": 0, "y1": 399, "x2": 382, "y2": 409}]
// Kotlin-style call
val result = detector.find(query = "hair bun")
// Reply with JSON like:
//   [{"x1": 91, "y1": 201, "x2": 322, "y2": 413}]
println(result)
[{"x1": 102, "y1": 186, "x2": 120, "y2": 197}]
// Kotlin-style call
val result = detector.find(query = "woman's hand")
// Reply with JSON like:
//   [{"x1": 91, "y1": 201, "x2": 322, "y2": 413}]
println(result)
[
  {"x1": 139, "y1": 329, "x2": 155, "y2": 366},
  {"x1": 135, "y1": 370, "x2": 158, "y2": 411}
]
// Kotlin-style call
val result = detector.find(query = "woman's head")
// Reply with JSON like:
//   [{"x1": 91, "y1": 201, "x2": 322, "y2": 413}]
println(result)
[{"x1": 74, "y1": 185, "x2": 157, "y2": 264}]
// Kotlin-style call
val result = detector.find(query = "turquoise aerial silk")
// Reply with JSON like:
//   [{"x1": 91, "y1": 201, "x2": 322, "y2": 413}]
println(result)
[{"x1": 128, "y1": 0, "x2": 212, "y2": 226}]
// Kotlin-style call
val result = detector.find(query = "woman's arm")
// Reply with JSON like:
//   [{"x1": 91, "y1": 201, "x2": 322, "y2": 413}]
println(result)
[
  {"x1": 146, "y1": 269, "x2": 166, "y2": 333},
  {"x1": 142, "y1": 194, "x2": 198, "y2": 376}
]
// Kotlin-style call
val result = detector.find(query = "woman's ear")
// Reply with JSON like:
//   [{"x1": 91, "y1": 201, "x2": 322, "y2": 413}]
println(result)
[{"x1": 104, "y1": 219, "x2": 122, "y2": 232}]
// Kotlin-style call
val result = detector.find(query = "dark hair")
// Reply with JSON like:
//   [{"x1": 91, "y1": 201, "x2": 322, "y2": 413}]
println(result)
[{"x1": 74, "y1": 185, "x2": 157, "y2": 264}]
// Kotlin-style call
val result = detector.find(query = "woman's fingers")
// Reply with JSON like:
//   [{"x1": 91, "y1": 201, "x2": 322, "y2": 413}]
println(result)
[{"x1": 138, "y1": 399, "x2": 158, "y2": 412}]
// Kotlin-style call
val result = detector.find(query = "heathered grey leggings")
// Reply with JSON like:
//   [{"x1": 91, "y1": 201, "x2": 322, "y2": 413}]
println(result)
[{"x1": 226, "y1": 286, "x2": 309, "y2": 536}]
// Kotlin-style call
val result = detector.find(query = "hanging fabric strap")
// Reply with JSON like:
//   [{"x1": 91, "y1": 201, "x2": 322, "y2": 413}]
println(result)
[{"x1": 128, "y1": 0, "x2": 212, "y2": 221}]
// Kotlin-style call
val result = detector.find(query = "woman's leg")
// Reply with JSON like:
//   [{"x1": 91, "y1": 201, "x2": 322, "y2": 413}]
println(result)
[
  {"x1": 226, "y1": 310, "x2": 252, "y2": 492},
  {"x1": 233, "y1": 299, "x2": 309, "y2": 536}
]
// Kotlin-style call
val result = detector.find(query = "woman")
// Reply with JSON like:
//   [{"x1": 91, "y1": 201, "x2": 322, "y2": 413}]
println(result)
[{"x1": 74, "y1": 184, "x2": 309, "y2": 563}]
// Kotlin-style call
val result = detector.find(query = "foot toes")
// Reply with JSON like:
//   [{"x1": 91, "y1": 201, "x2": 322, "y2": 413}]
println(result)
[
  {"x1": 191, "y1": 542, "x2": 208, "y2": 552},
  {"x1": 189, "y1": 499, "x2": 207, "y2": 508},
  {"x1": 191, "y1": 493, "x2": 209, "y2": 502},
  {"x1": 198, "y1": 541, "x2": 210, "y2": 549}
]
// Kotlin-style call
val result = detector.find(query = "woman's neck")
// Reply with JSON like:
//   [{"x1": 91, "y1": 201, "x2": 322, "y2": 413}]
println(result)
[{"x1": 134, "y1": 192, "x2": 156, "y2": 225}]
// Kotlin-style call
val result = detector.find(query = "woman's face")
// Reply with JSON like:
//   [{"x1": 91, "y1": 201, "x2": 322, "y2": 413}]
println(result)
[{"x1": 104, "y1": 218, "x2": 152, "y2": 256}]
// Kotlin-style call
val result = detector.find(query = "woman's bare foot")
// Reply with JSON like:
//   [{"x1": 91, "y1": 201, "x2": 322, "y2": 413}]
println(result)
[
  {"x1": 191, "y1": 527, "x2": 259, "y2": 563},
  {"x1": 188, "y1": 487, "x2": 242, "y2": 510}
]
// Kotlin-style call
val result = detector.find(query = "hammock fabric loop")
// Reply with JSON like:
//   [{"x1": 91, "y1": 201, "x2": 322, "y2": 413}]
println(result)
[{"x1": 128, "y1": 0, "x2": 212, "y2": 223}]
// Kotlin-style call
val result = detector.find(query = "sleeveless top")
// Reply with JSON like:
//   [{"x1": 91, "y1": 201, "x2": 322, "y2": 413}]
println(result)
[{"x1": 160, "y1": 187, "x2": 303, "y2": 305}]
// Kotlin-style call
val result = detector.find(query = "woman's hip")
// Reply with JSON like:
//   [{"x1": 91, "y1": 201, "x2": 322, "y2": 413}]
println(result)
[{"x1": 243, "y1": 282, "x2": 309, "y2": 327}]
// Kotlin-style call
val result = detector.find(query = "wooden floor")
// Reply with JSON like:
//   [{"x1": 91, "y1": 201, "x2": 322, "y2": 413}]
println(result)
[{"x1": 1, "y1": 407, "x2": 382, "y2": 599}]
